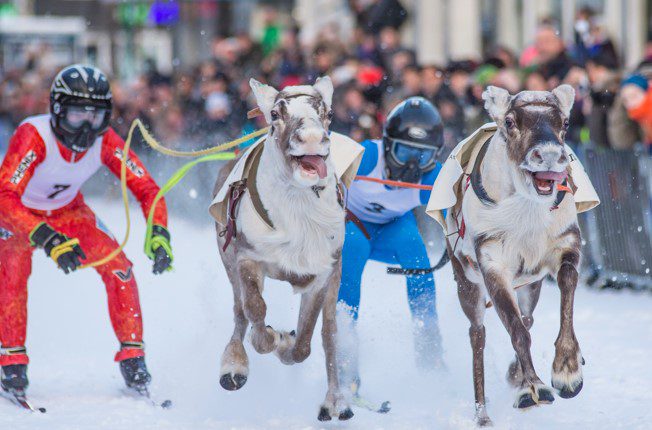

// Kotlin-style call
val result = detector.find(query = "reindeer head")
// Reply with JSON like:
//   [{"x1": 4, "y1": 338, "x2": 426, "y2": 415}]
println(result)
[
  {"x1": 250, "y1": 77, "x2": 334, "y2": 187},
  {"x1": 482, "y1": 85, "x2": 575, "y2": 200}
]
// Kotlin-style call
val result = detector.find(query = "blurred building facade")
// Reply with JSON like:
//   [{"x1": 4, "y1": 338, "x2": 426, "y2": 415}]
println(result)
[{"x1": 0, "y1": 0, "x2": 650, "y2": 76}]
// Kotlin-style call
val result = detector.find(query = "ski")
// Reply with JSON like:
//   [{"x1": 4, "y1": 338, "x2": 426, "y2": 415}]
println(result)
[
  {"x1": 0, "y1": 388, "x2": 46, "y2": 413},
  {"x1": 124, "y1": 386, "x2": 172, "y2": 409},
  {"x1": 352, "y1": 394, "x2": 391, "y2": 414}
]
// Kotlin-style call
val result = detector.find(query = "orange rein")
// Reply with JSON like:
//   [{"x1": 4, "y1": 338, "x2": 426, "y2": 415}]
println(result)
[
  {"x1": 354, "y1": 176, "x2": 433, "y2": 190},
  {"x1": 355, "y1": 175, "x2": 573, "y2": 194}
]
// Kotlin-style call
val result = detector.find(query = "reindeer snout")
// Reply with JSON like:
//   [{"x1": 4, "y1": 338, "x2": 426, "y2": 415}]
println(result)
[
  {"x1": 525, "y1": 144, "x2": 568, "y2": 172},
  {"x1": 295, "y1": 126, "x2": 329, "y2": 154}
]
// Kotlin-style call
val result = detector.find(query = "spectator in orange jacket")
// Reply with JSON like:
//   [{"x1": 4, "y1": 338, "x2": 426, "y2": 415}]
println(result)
[{"x1": 621, "y1": 74, "x2": 652, "y2": 147}]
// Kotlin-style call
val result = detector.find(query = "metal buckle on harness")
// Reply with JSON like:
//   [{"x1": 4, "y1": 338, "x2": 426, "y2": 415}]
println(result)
[{"x1": 220, "y1": 180, "x2": 248, "y2": 251}]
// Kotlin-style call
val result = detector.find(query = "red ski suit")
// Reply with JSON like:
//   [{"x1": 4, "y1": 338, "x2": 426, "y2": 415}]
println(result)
[{"x1": 0, "y1": 115, "x2": 167, "y2": 366}]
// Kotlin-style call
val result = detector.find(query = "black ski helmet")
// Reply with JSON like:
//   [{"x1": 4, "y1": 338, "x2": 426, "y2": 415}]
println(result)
[
  {"x1": 383, "y1": 97, "x2": 444, "y2": 183},
  {"x1": 50, "y1": 64, "x2": 113, "y2": 152}
]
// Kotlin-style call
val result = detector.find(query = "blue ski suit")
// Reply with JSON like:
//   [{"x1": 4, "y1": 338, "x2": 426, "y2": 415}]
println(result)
[{"x1": 338, "y1": 139, "x2": 441, "y2": 324}]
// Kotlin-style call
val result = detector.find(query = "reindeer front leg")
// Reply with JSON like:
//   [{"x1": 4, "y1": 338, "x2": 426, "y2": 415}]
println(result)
[
  {"x1": 552, "y1": 249, "x2": 584, "y2": 398},
  {"x1": 239, "y1": 260, "x2": 278, "y2": 354},
  {"x1": 476, "y1": 239, "x2": 555, "y2": 409},
  {"x1": 319, "y1": 257, "x2": 353, "y2": 421}
]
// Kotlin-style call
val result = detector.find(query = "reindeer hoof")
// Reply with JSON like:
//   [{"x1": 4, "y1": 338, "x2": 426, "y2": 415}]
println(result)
[
  {"x1": 220, "y1": 373, "x2": 247, "y2": 391},
  {"x1": 475, "y1": 404, "x2": 492, "y2": 426},
  {"x1": 552, "y1": 353, "x2": 584, "y2": 399},
  {"x1": 477, "y1": 415, "x2": 493, "y2": 427},
  {"x1": 514, "y1": 385, "x2": 555, "y2": 409},
  {"x1": 318, "y1": 406, "x2": 332, "y2": 421},
  {"x1": 537, "y1": 386, "x2": 555, "y2": 404},
  {"x1": 554, "y1": 378, "x2": 583, "y2": 399},
  {"x1": 515, "y1": 391, "x2": 537, "y2": 409},
  {"x1": 338, "y1": 407, "x2": 354, "y2": 421}
]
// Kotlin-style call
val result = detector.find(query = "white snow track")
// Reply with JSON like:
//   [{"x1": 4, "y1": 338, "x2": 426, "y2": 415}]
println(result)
[{"x1": 1, "y1": 200, "x2": 651, "y2": 430}]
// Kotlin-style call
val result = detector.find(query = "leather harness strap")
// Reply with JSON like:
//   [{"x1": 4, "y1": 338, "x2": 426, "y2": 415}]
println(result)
[
  {"x1": 346, "y1": 210, "x2": 370, "y2": 240},
  {"x1": 247, "y1": 146, "x2": 275, "y2": 229},
  {"x1": 469, "y1": 136, "x2": 496, "y2": 206}
]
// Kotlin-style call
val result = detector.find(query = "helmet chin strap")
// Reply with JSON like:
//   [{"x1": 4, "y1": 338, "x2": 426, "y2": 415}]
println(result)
[
  {"x1": 385, "y1": 160, "x2": 423, "y2": 184},
  {"x1": 66, "y1": 124, "x2": 97, "y2": 153}
]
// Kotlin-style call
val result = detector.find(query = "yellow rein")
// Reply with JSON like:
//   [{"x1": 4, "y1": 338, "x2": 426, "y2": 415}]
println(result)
[{"x1": 79, "y1": 119, "x2": 268, "y2": 268}]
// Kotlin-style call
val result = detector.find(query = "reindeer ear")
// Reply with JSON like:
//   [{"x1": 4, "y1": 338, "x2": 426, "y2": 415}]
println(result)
[
  {"x1": 249, "y1": 79, "x2": 279, "y2": 123},
  {"x1": 313, "y1": 76, "x2": 333, "y2": 110},
  {"x1": 552, "y1": 84, "x2": 575, "y2": 117},
  {"x1": 482, "y1": 86, "x2": 511, "y2": 121}
]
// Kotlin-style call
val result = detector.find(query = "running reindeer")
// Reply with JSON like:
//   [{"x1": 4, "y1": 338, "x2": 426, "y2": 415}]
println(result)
[
  {"x1": 211, "y1": 77, "x2": 353, "y2": 421},
  {"x1": 446, "y1": 85, "x2": 584, "y2": 425}
]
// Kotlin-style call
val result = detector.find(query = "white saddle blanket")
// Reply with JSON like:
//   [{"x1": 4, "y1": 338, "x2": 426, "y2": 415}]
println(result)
[
  {"x1": 209, "y1": 131, "x2": 364, "y2": 225},
  {"x1": 425, "y1": 123, "x2": 600, "y2": 233}
]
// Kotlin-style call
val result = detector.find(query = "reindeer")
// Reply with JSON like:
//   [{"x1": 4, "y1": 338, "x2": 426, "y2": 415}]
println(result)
[
  {"x1": 211, "y1": 77, "x2": 353, "y2": 421},
  {"x1": 445, "y1": 86, "x2": 584, "y2": 425}
]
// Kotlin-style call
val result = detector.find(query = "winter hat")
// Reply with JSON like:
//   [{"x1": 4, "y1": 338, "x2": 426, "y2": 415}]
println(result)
[{"x1": 621, "y1": 74, "x2": 649, "y2": 91}]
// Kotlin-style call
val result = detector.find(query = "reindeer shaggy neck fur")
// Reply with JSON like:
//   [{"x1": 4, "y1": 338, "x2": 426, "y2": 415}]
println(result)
[
  {"x1": 213, "y1": 77, "x2": 353, "y2": 422},
  {"x1": 447, "y1": 85, "x2": 585, "y2": 426}
]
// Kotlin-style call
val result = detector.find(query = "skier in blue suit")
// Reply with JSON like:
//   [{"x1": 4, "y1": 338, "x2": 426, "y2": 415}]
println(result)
[{"x1": 338, "y1": 97, "x2": 446, "y2": 397}]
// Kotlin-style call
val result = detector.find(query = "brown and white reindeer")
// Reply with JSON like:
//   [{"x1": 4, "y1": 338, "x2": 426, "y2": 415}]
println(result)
[
  {"x1": 210, "y1": 77, "x2": 355, "y2": 421},
  {"x1": 444, "y1": 86, "x2": 585, "y2": 425}
]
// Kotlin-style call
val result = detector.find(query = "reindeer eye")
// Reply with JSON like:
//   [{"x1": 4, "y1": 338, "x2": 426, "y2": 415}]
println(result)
[
  {"x1": 562, "y1": 119, "x2": 569, "y2": 130},
  {"x1": 505, "y1": 117, "x2": 515, "y2": 130},
  {"x1": 270, "y1": 110, "x2": 280, "y2": 121},
  {"x1": 327, "y1": 110, "x2": 334, "y2": 120}
]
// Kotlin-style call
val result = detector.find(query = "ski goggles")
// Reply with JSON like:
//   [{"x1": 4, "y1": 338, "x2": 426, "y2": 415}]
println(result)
[
  {"x1": 390, "y1": 139, "x2": 438, "y2": 169},
  {"x1": 63, "y1": 106, "x2": 109, "y2": 131}
]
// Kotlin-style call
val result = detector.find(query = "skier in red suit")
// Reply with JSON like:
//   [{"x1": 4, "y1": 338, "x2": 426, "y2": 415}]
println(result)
[{"x1": 0, "y1": 65, "x2": 173, "y2": 396}]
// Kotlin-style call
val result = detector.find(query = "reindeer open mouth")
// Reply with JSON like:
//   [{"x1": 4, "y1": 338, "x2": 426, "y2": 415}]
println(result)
[
  {"x1": 292, "y1": 154, "x2": 328, "y2": 179},
  {"x1": 530, "y1": 170, "x2": 567, "y2": 196}
]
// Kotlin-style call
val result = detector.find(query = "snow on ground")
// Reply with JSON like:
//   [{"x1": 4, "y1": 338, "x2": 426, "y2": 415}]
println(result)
[{"x1": 1, "y1": 198, "x2": 651, "y2": 430}]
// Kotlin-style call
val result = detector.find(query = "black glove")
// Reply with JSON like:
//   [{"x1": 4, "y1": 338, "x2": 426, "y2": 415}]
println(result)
[
  {"x1": 147, "y1": 225, "x2": 172, "y2": 275},
  {"x1": 30, "y1": 223, "x2": 86, "y2": 274}
]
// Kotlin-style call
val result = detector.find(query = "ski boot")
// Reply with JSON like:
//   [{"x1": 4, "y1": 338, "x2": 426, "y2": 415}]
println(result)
[
  {"x1": 120, "y1": 357, "x2": 151, "y2": 392},
  {"x1": 1, "y1": 364, "x2": 28, "y2": 394}
]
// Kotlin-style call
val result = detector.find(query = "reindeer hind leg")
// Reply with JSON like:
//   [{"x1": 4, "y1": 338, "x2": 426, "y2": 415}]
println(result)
[{"x1": 318, "y1": 259, "x2": 353, "y2": 422}]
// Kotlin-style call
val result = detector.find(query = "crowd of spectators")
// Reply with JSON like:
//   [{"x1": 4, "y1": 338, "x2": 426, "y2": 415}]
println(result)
[{"x1": 2, "y1": 3, "x2": 652, "y2": 158}]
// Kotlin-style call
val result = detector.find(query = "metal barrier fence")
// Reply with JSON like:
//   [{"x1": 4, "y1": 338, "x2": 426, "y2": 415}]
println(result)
[{"x1": 581, "y1": 147, "x2": 652, "y2": 290}]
